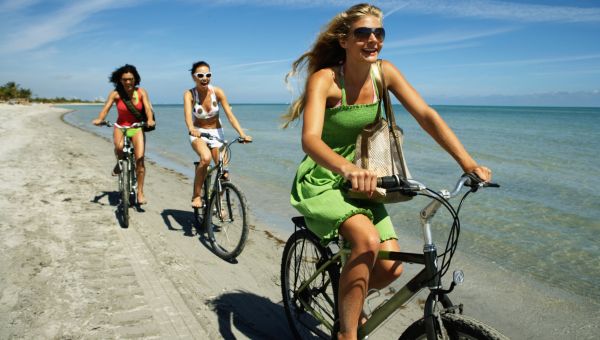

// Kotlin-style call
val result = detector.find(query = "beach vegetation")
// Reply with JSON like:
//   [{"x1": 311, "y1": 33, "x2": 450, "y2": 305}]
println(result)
[{"x1": 0, "y1": 81, "x2": 102, "y2": 104}]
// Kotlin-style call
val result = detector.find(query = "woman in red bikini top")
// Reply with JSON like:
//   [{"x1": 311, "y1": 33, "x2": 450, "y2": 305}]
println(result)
[{"x1": 92, "y1": 64, "x2": 156, "y2": 205}]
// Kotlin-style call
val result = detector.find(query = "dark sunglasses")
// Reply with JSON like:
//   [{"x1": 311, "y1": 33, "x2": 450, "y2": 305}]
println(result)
[
  {"x1": 194, "y1": 72, "x2": 212, "y2": 79},
  {"x1": 353, "y1": 27, "x2": 385, "y2": 41}
]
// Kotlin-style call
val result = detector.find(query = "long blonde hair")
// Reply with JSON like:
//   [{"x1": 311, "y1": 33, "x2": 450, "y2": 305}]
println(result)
[{"x1": 282, "y1": 3, "x2": 383, "y2": 128}]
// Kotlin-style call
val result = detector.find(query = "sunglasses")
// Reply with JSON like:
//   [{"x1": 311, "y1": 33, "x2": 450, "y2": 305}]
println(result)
[
  {"x1": 353, "y1": 27, "x2": 385, "y2": 41},
  {"x1": 194, "y1": 72, "x2": 212, "y2": 79}
]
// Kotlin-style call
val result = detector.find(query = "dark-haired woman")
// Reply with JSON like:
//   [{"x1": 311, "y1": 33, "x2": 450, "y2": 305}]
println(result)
[
  {"x1": 93, "y1": 64, "x2": 155, "y2": 205},
  {"x1": 184, "y1": 61, "x2": 252, "y2": 209}
]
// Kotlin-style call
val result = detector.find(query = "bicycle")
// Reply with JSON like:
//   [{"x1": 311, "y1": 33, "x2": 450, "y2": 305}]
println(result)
[
  {"x1": 280, "y1": 173, "x2": 508, "y2": 340},
  {"x1": 99, "y1": 120, "x2": 145, "y2": 228},
  {"x1": 191, "y1": 132, "x2": 251, "y2": 260}
]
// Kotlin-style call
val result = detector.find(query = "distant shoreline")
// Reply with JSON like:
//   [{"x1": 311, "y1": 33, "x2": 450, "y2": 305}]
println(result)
[{"x1": 115, "y1": 102, "x2": 599, "y2": 109}]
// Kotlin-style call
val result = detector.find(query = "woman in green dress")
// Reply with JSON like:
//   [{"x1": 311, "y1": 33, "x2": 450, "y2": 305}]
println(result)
[{"x1": 283, "y1": 3, "x2": 493, "y2": 339}]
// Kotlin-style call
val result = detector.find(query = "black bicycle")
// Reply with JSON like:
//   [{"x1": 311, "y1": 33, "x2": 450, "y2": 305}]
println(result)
[
  {"x1": 281, "y1": 173, "x2": 507, "y2": 340},
  {"x1": 99, "y1": 120, "x2": 145, "y2": 227},
  {"x1": 192, "y1": 133, "x2": 250, "y2": 260}
]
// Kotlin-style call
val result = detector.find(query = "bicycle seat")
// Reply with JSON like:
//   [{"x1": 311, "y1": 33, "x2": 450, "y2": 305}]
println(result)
[{"x1": 291, "y1": 216, "x2": 306, "y2": 228}]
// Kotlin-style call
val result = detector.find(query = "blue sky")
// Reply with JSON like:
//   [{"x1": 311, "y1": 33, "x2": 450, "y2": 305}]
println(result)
[{"x1": 1, "y1": 0, "x2": 599, "y2": 106}]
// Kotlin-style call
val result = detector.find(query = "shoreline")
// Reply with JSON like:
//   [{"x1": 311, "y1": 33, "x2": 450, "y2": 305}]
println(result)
[{"x1": 2, "y1": 103, "x2": 598, "y2": 339}]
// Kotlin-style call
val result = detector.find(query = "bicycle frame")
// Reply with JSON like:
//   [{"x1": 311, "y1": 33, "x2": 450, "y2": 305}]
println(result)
[
  {"x1": 292, "y1": 176, "x2": 482, "y2": 339},
  {"x1": 195, "y1": 138, "x2": 237, "y2": 226},
  {"x1": 117, "y1": 125, "x2": 142, "y2": 199}
]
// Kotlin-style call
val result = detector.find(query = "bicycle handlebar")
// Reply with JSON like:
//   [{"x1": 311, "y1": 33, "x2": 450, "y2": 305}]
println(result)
[
  {"x1": 189, "y1": 131, "x2": 253, "y2": 145},
  {"x1": 345, "y1": 173, "x2": 499, "y2": 198},
  {"x1": 98, "y1": 120, "x2": 146, "y2": 129}
]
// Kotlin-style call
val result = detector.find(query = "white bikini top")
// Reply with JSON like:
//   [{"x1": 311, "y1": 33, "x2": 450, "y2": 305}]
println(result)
[{"x1": 191, "y1": 85, "x2": 219, "y2": 120}]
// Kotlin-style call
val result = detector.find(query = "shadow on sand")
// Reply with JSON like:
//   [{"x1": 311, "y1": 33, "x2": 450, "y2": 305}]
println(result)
[{"x1": 209, "y1": 291, "x2": 295, "y2": 339}]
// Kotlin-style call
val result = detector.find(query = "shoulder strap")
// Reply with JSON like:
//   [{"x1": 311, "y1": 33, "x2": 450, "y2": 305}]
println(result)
[
  {"x1": 372, "y1": 60, "x2": 399, "y2": 127},
  {"x1": 190, "y1": 88, "x2": 199, "y2": 104},
  {"x1": 118, "y1": 88, "x2": 144, "y2": 121},
  {"x1": 338, "y1": 65, "x2": 347, "y2": 106}
]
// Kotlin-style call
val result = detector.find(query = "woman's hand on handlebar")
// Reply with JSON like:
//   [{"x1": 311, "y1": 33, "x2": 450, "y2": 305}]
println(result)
[
  {"x1": 341, "y1": 163, "x2": 377, "y2": 196},
  {"x1": 146, "y1": 118, "x2": 156, "y2": 128},
  {"x1": 467, "y1": 165, "x2": 492, "y2": 182},
  {"x1": 92, "y1": 118, "x2": 104, "y2": 126},
  {"x1": 239, "y1": 134, "x2": 253, "y2": 143},
  {"x1": 188, "y1": 129, "x2": 201, "y2": 138}
]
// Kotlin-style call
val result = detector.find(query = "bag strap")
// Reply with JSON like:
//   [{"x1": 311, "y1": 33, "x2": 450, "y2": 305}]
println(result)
[
  {"x1": 118, "y1": 87, "x2": 145, "y2": 121},
  {"x1": 373, "y1": 60, "x2": 409, "y2": 179},
  {"x1": 372, "y1": 60, "x2": 399, "y2": 126}
]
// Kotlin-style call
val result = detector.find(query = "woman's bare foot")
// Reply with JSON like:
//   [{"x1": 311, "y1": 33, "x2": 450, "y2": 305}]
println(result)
[
  {"x1": 137, "y1": 192, "x2": 147, "y2": 205},
  {"x1": 191, "y1": 196, "x2": 203, "y2": 208}
]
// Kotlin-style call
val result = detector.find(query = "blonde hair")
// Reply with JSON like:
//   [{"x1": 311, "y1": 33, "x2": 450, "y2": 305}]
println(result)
[{"x1": 282, "y1": 3, "x2": 383, "y2": 128}]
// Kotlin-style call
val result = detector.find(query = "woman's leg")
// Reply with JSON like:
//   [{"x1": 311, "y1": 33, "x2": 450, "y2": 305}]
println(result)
[
  {"x1": 337, "y1": 214, "x2": 381, "y2": 340},
  {"x1": 191, "y1": 139, "x2": 212, "y2": 208},
  {"x1": 131, "y1": 130, "x2": 146, "y2": 203},
  {"x1": 112, "y1": 128, "x2": 125, "y2": 174},
  {"x1": 368, "y1": 239, "x2": 403, "y2": 290}
]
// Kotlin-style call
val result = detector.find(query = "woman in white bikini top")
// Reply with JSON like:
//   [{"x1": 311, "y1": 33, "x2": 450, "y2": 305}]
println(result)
[
  {"x1": 191, "y1": 85, "x2": 220, "y2": 120},
  {"x1": 183, "y1": 60, "x2": 252, "y2": 209}
]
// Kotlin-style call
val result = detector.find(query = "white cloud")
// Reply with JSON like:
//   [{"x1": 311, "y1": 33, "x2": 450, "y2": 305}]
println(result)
[
  {"x1": 0, "y1": 0, "x2": 142, "y2": 54},
  {"x1": 402, "y1": 0, "x2": 600, "y2": 23},
  {"x1": 385, "y1": 27, "x2": 516, "y2": 49},
  {"x1": 0, "y1": 0, "x2": 40, "y2": 13},
  {"x1": 202, "y1": 0, "x2": 600, "y2": 23},
  {"x1": 221, "y1": 58, "x2": 294, "y2": 70},
  {"x1": 448, "y1": 53, "x2": 600, "y2": 68}
]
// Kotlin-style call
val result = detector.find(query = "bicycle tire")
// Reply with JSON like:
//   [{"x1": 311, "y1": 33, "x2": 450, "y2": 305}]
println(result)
[
  {"x1": 281, "y1": 228, "x2": 340, "y2": 339},
  {"x1": 130, "y1": 154, "x2": 137, "y2": 205},
  {"x1": 207, "y1": 181, "x2": 249, "y2": 260},
  {"x1": 120, "y1": 160, "x2": 130, "y2": 227},
  {"x1": 399, "y1": 313, "x2": 509, "y2": 340}
]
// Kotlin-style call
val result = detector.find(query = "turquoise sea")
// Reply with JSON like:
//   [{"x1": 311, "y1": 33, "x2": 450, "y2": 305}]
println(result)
[{"x1": 64, "y1": 104, "x2": 600, "y2": 302}]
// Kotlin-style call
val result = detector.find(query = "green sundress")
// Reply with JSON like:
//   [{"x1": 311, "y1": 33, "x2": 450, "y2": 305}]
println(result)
[{"x1": 290, "y1": 70, "x2": 397, "y2": 244}]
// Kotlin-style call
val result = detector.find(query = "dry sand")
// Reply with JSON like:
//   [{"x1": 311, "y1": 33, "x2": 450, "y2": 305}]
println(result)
[{"x1": 0, "y1": 103, "x2": 597, "y2": 339}]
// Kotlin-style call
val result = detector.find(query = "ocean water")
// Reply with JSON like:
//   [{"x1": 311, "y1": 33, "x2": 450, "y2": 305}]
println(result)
[{"x1": 64, "y1": 104, "x2": 600, "y2": 302}]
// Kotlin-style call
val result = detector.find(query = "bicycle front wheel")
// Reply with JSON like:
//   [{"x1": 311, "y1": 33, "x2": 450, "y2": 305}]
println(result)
[
  {"x1": 399, "y1": 313, "x2": 509, "y2": 340},
  {"x1": 120, "y1": 160, "x2": 130, "y2": 227},
  {"x1": 281, "y1": 228, "x2": 340, "y2": 339},
  {"x1": 207, "y1": 181, "x2": 249, "y2": 260}
]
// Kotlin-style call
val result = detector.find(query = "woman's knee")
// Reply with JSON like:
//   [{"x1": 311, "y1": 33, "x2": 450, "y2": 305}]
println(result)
[
  {"x1": 198, "y1": 154, "x2": 211, "y2": 167},
  {"x1": 340, "y1": 215, "x2": 381, "y2": 254}
]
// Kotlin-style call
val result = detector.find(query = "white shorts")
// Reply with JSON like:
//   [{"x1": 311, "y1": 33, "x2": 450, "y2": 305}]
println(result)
[{"x1": 189, "y1": 127, "x2": 224, "y2": 149}]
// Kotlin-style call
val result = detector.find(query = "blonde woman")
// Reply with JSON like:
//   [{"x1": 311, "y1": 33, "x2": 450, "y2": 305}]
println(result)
[
  {"x1": 184, "y1": 61, "x2": 252, "y2": 209},
  {"x1": 285, "y1": 3, "x2": 492, "y2": 339}
]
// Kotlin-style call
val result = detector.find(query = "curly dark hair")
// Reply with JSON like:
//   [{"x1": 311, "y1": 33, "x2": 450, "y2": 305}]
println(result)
[
  {"x1": 109, "y1": 64, "x2": 141, "y2": 100},
  {"x1": 190, "y1": 61, "x2": 210, "y2": 75}
]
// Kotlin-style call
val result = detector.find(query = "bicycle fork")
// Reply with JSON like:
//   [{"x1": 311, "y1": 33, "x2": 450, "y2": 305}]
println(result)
[{"x1": 420, "y1": 189, "x2": 464, "y2": 340}]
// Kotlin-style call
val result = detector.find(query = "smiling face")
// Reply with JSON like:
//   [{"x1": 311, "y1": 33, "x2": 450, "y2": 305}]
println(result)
[
  {"x1": 340, "y1": 15, "x2": 384, "y2": 64},
  {"x1": 120, "y1": 72, "x2": 136, "y2": 92},
  {"x1": 193, "y1": 65, "x2": 211, "y2": 89}
]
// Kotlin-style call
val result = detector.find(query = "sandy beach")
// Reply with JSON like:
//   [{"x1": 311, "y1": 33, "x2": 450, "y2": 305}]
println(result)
[{"x1": 1, "y1": 103, "x2": 598, "y2": 339}]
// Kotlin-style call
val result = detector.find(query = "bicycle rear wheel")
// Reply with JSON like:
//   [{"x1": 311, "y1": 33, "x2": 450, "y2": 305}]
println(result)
[
  {"x1": 207, "y1": 181, "x2": 249, "y2": 260},
  {"x1": 119, "y1": 160, "x2": 130, "y2": 227},
  {"x1": 281, "y1": 228, "x2": 340, "y2": 339},
  {"x1": 399, "y1": 313, "x2": 508, "y2": 340}
]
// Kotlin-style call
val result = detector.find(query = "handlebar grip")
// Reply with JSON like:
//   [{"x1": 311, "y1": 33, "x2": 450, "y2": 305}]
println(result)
[
  {"x1": 377, "y1": 175, "x2": 402, "y2": 189},
  {"x1": 343, "y1": 175, "x2": 411, "y2": 190},
  {"x1": 463, "y1": 173, "x2": 500, "y2": 190}
]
